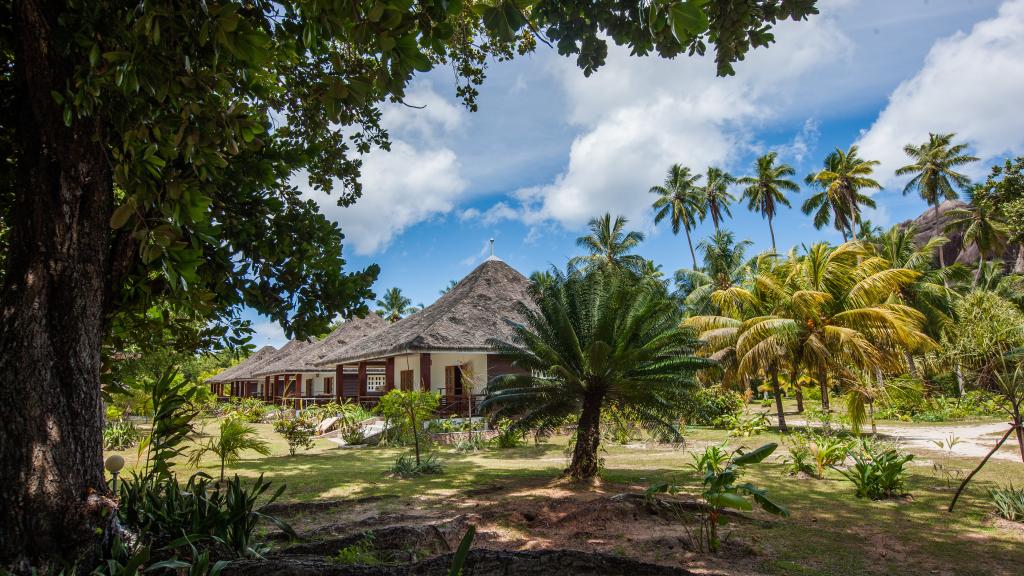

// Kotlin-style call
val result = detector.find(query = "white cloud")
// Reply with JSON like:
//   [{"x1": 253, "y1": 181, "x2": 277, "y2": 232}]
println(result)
[
  {"x1": 251, "y1": 321, "x2": 287, "y2": 348},
  {"x1": 479, "y1": 13, "x2": 852, "y2": 229},
  {"x1": 300, "y1": 82, "x2": 470, "y2": 255},
  {"x1": 308, "y1": 140, "x2": 468, "y2": 255},
  {"x1": 857, "y1": 0, "x2": 1024, "y2": 186}
]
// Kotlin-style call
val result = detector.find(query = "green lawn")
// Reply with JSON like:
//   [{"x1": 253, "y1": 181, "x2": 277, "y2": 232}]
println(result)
[{"x1": 106, "y1": 419, "x2": 1024, "y2": 576}]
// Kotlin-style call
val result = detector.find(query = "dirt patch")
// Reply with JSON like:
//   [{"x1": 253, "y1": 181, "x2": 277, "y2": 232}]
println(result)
[{"x1": 261, "y1": 495, "x2": 400, "y2": 516}]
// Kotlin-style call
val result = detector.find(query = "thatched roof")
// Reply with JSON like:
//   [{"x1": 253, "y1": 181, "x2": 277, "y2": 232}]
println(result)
[
  {"x1": 247, "y1": 338, "x2": 317, "y2": 378},
  {"x1": 253, "y1": 315, "x2": 387, "y2": 376},
  {"x1": 320, "y1": 258, "x2": 535, "y2": 365},
  {"x1": 207, "y1": 346, "x2": 277, "y2": 383}
]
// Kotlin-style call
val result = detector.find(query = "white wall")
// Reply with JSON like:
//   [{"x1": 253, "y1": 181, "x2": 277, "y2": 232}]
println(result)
[
  {"x1": 428, "y1": 353, "x2": 488, "y2": 395},
  {"x1": 391, "y1": 354, "x2": 422, "y2": 390}
]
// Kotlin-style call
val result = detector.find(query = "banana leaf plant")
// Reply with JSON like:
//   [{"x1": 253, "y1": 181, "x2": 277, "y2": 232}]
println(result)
[{"x1": 647, "y1": 442, "x2": 789, "y2": 552}]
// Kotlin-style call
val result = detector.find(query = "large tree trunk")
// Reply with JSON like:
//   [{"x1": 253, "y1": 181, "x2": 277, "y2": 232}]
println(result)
[
  {"x1": 768, "y1": 215, "x2": 777, "y2": 254},
  {"x1": 771, "y1": 367, "x2": 787, "y2": 432},
  {"x1": 566, "y1": 390, "x2": 604, "y2": 480},
  {"x1": 935, "y1": 204, "x2": 947, "y2": 268},
  {"x1": 1, "y1": 1, "x2": 115, "y2": 570}
]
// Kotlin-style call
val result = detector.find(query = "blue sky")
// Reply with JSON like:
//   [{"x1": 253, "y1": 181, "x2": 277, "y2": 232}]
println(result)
[{"x1": 249, "y1": 0, "x2": 1024, "y2": 347}]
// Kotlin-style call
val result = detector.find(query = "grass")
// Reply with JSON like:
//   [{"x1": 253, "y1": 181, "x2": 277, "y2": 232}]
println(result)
[{"x1": 105, "y1": 415, "x2": 1024, "y2": 576}]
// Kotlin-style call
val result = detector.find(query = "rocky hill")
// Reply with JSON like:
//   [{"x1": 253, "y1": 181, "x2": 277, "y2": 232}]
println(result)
[{"x1": 900, "y1": 199, "x2": 1023, "y2": 273}]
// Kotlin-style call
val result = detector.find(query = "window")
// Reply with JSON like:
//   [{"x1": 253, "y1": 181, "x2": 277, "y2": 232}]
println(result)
[
  {"x1": 400, "y1": 370, "x2": 414, "y2": 391},
  {"x1": 366, "y1": 374, "x2": 386, "y2": 392},
  {"x1": 324, "y1": 377, "x2": 333, "y2": 395}
]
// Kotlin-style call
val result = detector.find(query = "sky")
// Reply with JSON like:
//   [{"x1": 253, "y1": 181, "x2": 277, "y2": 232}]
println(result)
[{"x1": 248, "y1": 0, "x2": 1024, "y2": 347}]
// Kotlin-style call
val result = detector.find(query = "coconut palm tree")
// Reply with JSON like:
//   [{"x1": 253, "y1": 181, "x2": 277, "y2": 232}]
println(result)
[
  {"x1": 568, "y1": 213, "x2": 646, "y2": 275},
  {"x1": 675, "y1": 230, "x2": 755, "y2": 316},
  {"x1": 738, "y1": 152, "x2": 799, "y2": 253},
  {"x1": 702, "y1": 167, "x2": 736, "y2": 233},
  {"x1": 651, "y1": 164, "x2": 706, "y2": 269},
  {"x1": 376, "y1": 287, "x2": 414, "y2": 323},
  {"x1": 896, "y1": 133, "x2": 978, "y2": 267},
  {"x1": 482, "y1": 269, "x2": 708, "y2": 480},
  {"x1": 803, "y1": 146, "x2": 880, "y2": 240},
  {"x1": 944, "y1": 193, "x2": 1010, "y2": 283}
]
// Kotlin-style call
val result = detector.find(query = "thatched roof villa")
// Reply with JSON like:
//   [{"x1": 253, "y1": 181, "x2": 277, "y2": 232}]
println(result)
[
  {"x1": 316, "y1": 256, "x2": 534, "y2": 414},
  {"x1": 207, "y1": 345, "x2": 277, "y2": 398},
  {"x1": 208, "y1": 256, "x2": 535, "y2": 414}
]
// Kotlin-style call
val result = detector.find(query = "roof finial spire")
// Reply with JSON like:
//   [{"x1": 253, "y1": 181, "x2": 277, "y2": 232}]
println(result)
[{"x1": 489, "y1": 238, "x2": 495, "y2": 257}]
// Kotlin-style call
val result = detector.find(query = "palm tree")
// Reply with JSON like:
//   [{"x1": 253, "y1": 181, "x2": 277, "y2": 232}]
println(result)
[
  {"x1": 568, "y1": 213, "x2": 646, "y2": 275},
  {"x1": 674, "y1": 230, "x2": 754, "y2": 316},
  {"x1": 803, "y1": 146, "x2": 880, "y2": 240},
  {"x1": 702, "y1": 167, "x2": 736, "y2": 233},
  {"x1": 651, "y1": 164, "x2": 706, "y2": 268},
  {"x1": 896, "y1": 133, "x2": 978, "y2": 267},
  {"x1": 738, "y1": 152, "x2": 799, "y2": 253},
  {"x1": 482, "y1": 269, "x2": 708, "y2": 480},
  {"x1": 439, "y1": 280, "x2": 459, "y2": 295},
  {"x1": 188, "y1": 417, "x2": 272, "y2": 482},
  {"x1": 945, "y1": 193, "x2": 1010, "y2": 283},
  {"x1": 376, "y1": 287, "x2": 414, "y2": 322}
]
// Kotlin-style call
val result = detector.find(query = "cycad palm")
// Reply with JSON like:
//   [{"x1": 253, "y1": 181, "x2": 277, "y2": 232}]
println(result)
[
  {"x1": 803, "y1": 146, "x2": 880, "y2": 240},
  {"x1": 569, "y1": 213, "x2": 646, "y2": 275},
  {"x1": 651, "y1": 164, "x2": 705, "y2": 269},
  {"x1": 702, "y1": 167, "x2": 736, "y2": 233},
  {"x1": 376, "y1": 287, "x2": 414, "y2": 323},
  {"x1": 482, "y1": 269, "x2": 707, "y2": 480},
  {"x1": 738, "y1": 152, "x2": 799, "y2": 253}
]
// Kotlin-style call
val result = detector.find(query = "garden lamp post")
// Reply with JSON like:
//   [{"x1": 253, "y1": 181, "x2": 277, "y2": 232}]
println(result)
[{"x1": 104, "y1": 454, "x2": 125, "y2": 493}]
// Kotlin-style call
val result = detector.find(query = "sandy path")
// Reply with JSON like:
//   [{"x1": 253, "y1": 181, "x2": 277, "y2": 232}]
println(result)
[{"x1": 774, "y1": 415, "x2": 1023, "y2": 462}]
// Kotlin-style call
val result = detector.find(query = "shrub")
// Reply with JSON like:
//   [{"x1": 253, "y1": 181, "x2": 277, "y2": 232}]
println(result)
[
  {"x1": 784, "y1": 431, "x2": 853, "y2": 478},
  {"x1": 389, "y1": 453, "x2": 444, "y2": 478},
  {"x1": 227, "y1": 397, "x2": 272, "y2": 423},
  {"x1": 189, "y1": 416, "x2": 272, "y2": 480},
  {"x1": 103, "y1": 420, "x2": 142, "y2": 450},
  {"x1": 494, "y1": 418, "x2": 526, "y2": 449},
  {"x1": 725, "y1": 411, "x2": 769, "y2": 437},
  {"x1": 273, "y1": 416, "x2": 318, "y2": 455},
  {"x1": 679, "y1": 385, "x2": 744, "y2": 427},
  {"x1": 375, "y1": 390, "x2": 440, "y2": 448},
  {"x1": 838, "y1": 442, "x2": 914, "y2": 499},
  {"x1": 990, "y1": 485, "x2": 1024, "y2": 522}
]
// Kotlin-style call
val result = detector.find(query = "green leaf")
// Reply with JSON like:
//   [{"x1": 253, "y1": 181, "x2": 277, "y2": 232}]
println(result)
[
  {"x1": 670, "y1": 0, "x2": 710, "y2": 43},
  {"x1": 709, "y1": 491, "x2": 752, "y2": 511},
  {"x1": 449, "y1": 525, "x2": 476, "y2": 576},
  {"x1": 737, "y1": 482, "x2": 790, "y2": 517},
  {"x1": 89, "y1": 43, "x2": 101, "y2": 67},
  {"x1": 110, "y1": 198, "x2": 137, "y2": 229},
  {"x1": 732, "y1": 442, "x2": 777, "y2": 466}
]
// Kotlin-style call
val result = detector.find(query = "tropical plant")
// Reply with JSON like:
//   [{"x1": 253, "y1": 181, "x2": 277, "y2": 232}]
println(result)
[
  {"x1": 376, "y1": 287, "x2": 415, "y2": 323},
  {"x1": 944, "y1": 192, "x2": 1011, "y2": 282},
  {"x1": 725, "y1": 411, "x2": 770, "y2": 437},
  {"x1": 493, "y1": 419, "x2": 527, "y2": 449},
  {"x1": 786, "y1": 431, "x2": 854, "y2": 478},
  {"x1": 389, "y1": 453, "x2": 445, "y2": 478},
  {"x1": 188, "y1": 417, "x2": 272, "y2": 482},
  {"x1": 896, "y1": 132, "x2": 978, "y2": 266},
  {"x1": 482, "y1": 268, "x2": 708, "y2": 480},
  {"x1": 677, "y1": 385, "x2": 745, "y2": 427},
  {"x1": 272, "y1": 416, "x2": 318, "y2": 456},
  {"x1": 701, "y1": 167, "x2": 736, "y2": 233},
  {"x1": 375, "y1": 389, "x2": 439, "y2": 465},
  {"x1": 989, "y1": 485, "x2": 1024, "y2": 522},
  {"x1": 838, "y1": 443, "x2": 914, "y2": 500},
  {"x1": 675, "y1": 230, "x2": 755, "y2": 316},
  {"x1": 803, "y1": 146, "x2": 881, "y2": 240},
  {"x1": 646, "y1": 443, "x2": 788, "y2": 552},
  {"x1": 651, "y1": 163, "x2": 706, "y2": 268},
  {"x1": 568, "y1": 213, "x2": 647, "y2": 276},
  {"x1": 738, "y1": 152, "x2": 799, "y2": 252},
  {"x1": 329, "y1": 534, "x2": 379, "y2": 565},
  {"x1": 844, "y1": 370, "x2": 924, "y2": 435},
  {"x1": 104, "y1": 420, "x2": 142, "y2": 451}
]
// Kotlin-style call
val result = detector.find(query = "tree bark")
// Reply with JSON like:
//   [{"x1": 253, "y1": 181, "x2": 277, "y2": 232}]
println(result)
[
  {"x1": 818, "y1": 368, "x2": 830, "y2": 411},
  {"x1": 684, "y1": 225, "x2": 697, "y2": 270},
  {"x1": 768, "y1": 215, "x2": 777, "y2": 254},
  {"x1": 935, "y1": 204, "x2": 947, "y2": 268},
  {"x1": 566, "y1": 390, "x2": 604, "y2": 479},
  {"x1": 1, "y1": 1, "x2": 114, "y2": 569},
  {"x1": 771, "y1": 367, "x2": 788, "y2": 432}
]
